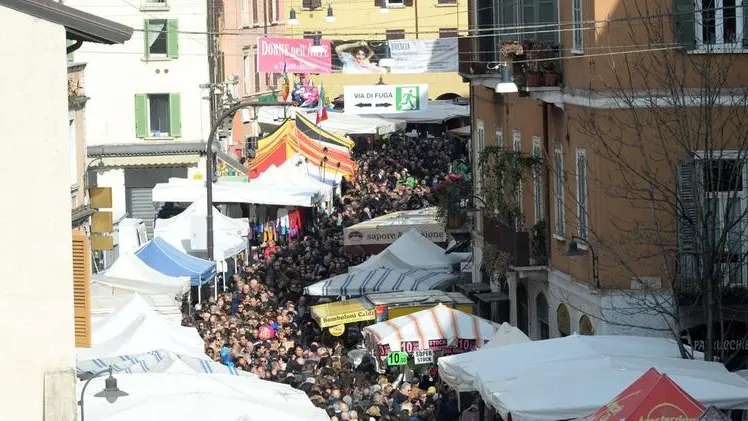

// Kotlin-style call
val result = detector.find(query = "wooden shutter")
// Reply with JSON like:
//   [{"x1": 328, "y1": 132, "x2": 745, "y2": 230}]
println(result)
[
  {"x1": 677, "y1": 161, "x2": 699, "y2": 290},
  {"x1": 275, "y1": 0, "x2": 280, "y2": 21},
  {"x1": 672, "y1": 0, "x2": 695, "y2": 49},
  {"x1": 252, "y1": 0, "x2": 258, "y2": 24},
  {"x1": 169, "y1": 93, "x2": 182, "y2": 137},
  {"x1": 134, "y1": 94, "x2": 148, "y2": 138},
  {"x1": 167, "y1": 19, "x2": 179, "y2": 59},
  {"x1": 72, "y1": 231, "x2": 91, "y2": 348},
  {"x1": 375, "y1": 0, "x2": 383, "y2": 7}
]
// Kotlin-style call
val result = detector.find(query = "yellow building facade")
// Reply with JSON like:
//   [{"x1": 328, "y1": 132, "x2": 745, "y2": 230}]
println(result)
[{"x1": 285, "y1": 0, "x2": 468, "y2": 99}]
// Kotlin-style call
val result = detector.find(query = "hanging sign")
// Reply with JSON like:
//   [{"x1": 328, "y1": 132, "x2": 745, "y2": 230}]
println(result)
[
  {"x1": 378, "y1": 344, "x2": 392, "y2": 356},
  {"x1": 400, "y1": 341, "x2": 421, "y2": 354},
  {"x1": 413, "y1": 350, "x2": 435, "y2": 365},
  {"x1": 386, "y1": 351, "x2": 409, "y2": 366},
  {"x1": 428, "y1": 339, "x2": 448, "y2": 351},
  {"x1": 328, "y1": 324, "x2": 346, "y2": 337},
  {"x1": 343, "y1": 84, "x2": 429, "y2": 115}
]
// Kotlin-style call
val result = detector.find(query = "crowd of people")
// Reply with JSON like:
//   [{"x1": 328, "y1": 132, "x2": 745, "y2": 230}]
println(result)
[{"x1": 182, "y1": 131, "x2": 469, "y2": 421}]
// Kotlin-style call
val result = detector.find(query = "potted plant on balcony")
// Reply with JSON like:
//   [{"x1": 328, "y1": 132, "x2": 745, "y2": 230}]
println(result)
[
  {"x1": 543, "y1": 62, "x2": 559, "y2": 87},
  {"x1": 530, "y1": 220, "x2": 548, "y2": 265},
  {"x1": 434, "y1": 172, "x2": 472, "y2": 229}
]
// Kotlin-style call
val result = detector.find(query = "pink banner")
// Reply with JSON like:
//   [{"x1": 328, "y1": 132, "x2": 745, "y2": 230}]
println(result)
[{"x1": 258, "y1": 37, "x2": 332, "y2": 74}]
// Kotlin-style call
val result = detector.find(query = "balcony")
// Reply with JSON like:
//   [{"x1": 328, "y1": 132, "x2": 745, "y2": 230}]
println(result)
[
  {"x1": 483, "y1": 213, "x2": 548, "y2": 267},
  {"x1": 458, "y1": 37, "x2": 508, "y2": 79},
  {"x1": 503, "y1": 41, "x2": 563, "y2": 90}
]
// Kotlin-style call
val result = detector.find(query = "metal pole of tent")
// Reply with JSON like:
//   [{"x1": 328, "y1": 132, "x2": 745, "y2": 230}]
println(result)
[
  {"x1": 222, "y1": 268, "x2": 227, "y2": 291},
  {"x1": 198, "y1": 277, "x2": 202, "y2": 304}
]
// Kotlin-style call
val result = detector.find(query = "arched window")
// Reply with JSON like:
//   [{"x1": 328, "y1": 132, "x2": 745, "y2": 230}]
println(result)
[
  {"x1": 536, "y1": 293, "x2": 550, "y2": 339},
  {"x1": 579, "y1": 314, "x2": 595, "y2": 335},
  {"x1": 557, "y1": 304, "x2": 571, "y2": 337},
  {"x1": 516, "y1": 284, "x2": 529, "y2": 335}
]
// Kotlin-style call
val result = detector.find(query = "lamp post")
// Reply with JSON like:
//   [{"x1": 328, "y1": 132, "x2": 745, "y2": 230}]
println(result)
[
  {"x1": 563, "y1": 235, "x2": 600, "y2": 288},
  {"x1": 205, "y1": 100, "x2": 291, "y2": 261},
  {"x1": 78, "y1": 366, "x2": 128, "y2": 421}
]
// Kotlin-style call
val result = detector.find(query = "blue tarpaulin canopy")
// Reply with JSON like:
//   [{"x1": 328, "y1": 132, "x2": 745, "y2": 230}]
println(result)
[{"x1": 136, "y1": 237, "x2": 216, "y2": 286}]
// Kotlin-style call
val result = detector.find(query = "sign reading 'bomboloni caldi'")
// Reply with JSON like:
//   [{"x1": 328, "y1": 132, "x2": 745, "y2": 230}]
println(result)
[{"x1": 319, "y1": 309, "x2": 376, "y2": 328}]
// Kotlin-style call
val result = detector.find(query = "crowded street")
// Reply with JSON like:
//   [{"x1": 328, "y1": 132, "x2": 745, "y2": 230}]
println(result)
[{"x1": 184, "y1": 132, "x2": 468, "y2": 421}]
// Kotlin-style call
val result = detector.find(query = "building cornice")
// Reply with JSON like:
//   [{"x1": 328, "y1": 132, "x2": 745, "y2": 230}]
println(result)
[{"x1": 529, "y1": 87, "x2": 748, "y2": 110}]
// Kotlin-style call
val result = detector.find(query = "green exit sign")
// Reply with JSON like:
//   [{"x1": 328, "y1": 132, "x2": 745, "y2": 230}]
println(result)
[{"x1": 386, "y1": 351, "x2": 409, "y2": 366}]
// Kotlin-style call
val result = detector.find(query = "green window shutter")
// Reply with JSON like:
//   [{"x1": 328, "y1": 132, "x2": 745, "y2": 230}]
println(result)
[
  {"x1": 143, "y1": 19, "x2": 150, "y2": 59},
  {"x1": 167, "y1": 20, "x2": 179, "y2": 59},
  {"x1": 134, "y1": 94, "x2": 148, "y2": 138},
  {"x1": 169, "y1": 93, "x2": 182, "y2": 137},
  {"x1": 672, "y1": 0, "x2": 695, "y2": 49}
]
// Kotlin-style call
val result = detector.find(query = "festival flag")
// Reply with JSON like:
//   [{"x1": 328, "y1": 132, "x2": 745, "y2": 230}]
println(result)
[
  {"x1": 316, "y1": 84, "x2": 329, "y2": 125},
  {"x1": 280, "y1": 62, "x2": 293, "y2": 102}
]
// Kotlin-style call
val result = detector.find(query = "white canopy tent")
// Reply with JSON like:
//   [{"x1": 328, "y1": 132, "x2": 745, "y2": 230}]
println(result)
[
  {"x1": 152, "y1": 178, "x2": 320, "y2": 207},
  {"x1": 304, "y1": 268, "x2": 458, "y2": 297},
  {"x1": 94, "y1": 253, "x2": 191, "y2": 297},
  {"x1": 76, "y1": 350, "x2": 255, "y2": 378},
  {"x1": 154, "y1": 197, "x2": 248, "y2": 235},
  {"x1": 351, "y1": 229, "x2": 465, "y2": 272},
  {"x1": 279, "y1": 153, "x2": 344, "y2": 186},
  {"x1": 363, "y1": 304, "x2": 499, "y2": 353},
  {"x1": 90, "y1": 283, "x2": 182, "y2": 325},
  {"x1": 438, "y1": 322, "x2": 529, "y2": 391},
  {"x1": 474, "y1": 355, "x2": 748, "y2": 421},
  {"x1": 252, "y1": 163, "x2": 333, "y2": 203},
  {"x1": 374, "y1": 100, "x2": 469, "y2": 124},
  {"x1": 77, "y1": 372, "x2": 330, "y2": 421},
  {"x1": 257, "y1": 106, "x2": 405, "y2": 135}
]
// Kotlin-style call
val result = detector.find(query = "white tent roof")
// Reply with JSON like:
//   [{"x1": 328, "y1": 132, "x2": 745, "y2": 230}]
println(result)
[
  {"x1": 438, "y1": 322, "x2": 530, "y2": 391},
  {"x1": 78, "y1": 372, "x2": 330, "y2": 421},
  {"x1": 152, "y1": 178, "x2": 319, "y2": 207},
  {"x1": 96, "y1": 253, "x2": 191, "y2": 297},
  {"x1": 153, "y1": 199, "x2": 247, "y2": 261},
  {"x1": 352, "y1": 229, "x2": 463, "y2": 272},
  {"x1": 363, "y1": 303, "x2": 499, "y2": 353},
  {"x1": 277, "y1": 153, "x2": 343, "y2": 185},
  {"x1": 304, "y1": 268, "x2": 457, "y2": 297},
  {"x1": 76, "y1": 350, "x2": 255, "y2": 378},
  {"x1": 91, "y1": 294, "x2": 201, "y2": 348},
  {"x1": 257, "y1": 106, "x2": 405, "y2": 135},
  {"x1": 155, "y1": 197, "x2": 248, "y2": 235},
  {"x1": 252, "y1": 163, "x2": 333, "y2": 203},
  {"x1": 475, "y1": 355, "x2": 748, "y2": 421},
  {"x1": 374, "y1": 100, "x2": 469, "y2": 124},
  {"x1": 91, "y1": 283, "x2": 181, "y2": 320}
]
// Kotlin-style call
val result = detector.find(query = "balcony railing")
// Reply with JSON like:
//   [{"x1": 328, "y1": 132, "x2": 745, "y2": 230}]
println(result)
[
  {"x1": 458, "y1": 36, "x2": 508, "y2": 79},
  {"x1": 505, "y1": 41, "x2": 563, "y2": 89},
  {"x1": 483, "y1": 213, "x2": 548, "y2": 267}
]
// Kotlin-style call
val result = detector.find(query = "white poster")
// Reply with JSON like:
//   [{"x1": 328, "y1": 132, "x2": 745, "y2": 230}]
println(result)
[
  {"x1": 413, "y1": 349, "x2": 435, "y2": 365},
  {"x1": 343, "y1": 84, "x2": 429, "y2": 115},
  {"x1": 387, "y1": 39, "x2": 458, "y2": 73}
]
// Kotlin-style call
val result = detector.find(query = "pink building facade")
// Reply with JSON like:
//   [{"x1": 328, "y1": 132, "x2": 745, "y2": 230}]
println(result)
[{"x1": 221, "y1": 0, "x2": 285, "y2": 157}]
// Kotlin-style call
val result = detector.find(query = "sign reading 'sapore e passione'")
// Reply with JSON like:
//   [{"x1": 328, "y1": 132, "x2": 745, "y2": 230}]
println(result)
[{"x1": 343, "y1": 224, "x2": 446, "y2": 247}]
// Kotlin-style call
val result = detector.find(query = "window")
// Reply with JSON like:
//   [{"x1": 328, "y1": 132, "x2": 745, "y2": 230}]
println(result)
[
  {"x1": 242, "y1": 50, "x2": 251, "y2": 95},
  {"x1": 572, "y1": 0, "x2": 583, "y2": 52},
  {"x1": 134, "y1": 93, "x2": 182, "y2": 138},
  {"x1": 253, "y1": 48, "x2": 261, "y2": 93},
  {"x1": 696, "y1": 0, "x2": 743, "y2": 46},
  {"x1": 557, "y1": 304, "x2": 571, "y2": 337},
  {"x1": 272, "y1": 0, "x2": 280, "y2": 22},
  {"x1": 533, "y1": 136, "x2": 543, "y2": 223},
  {"x1": 554, "y1": 144, "x2": 565, "y2": 238},
  {"x1": 576, "y1": 149, "x2": 588, "y2": 239},
  {"x1": 241, "y1": 0, "x2": 249, "y2": 27},
  {"x1": 385, "y1": 0, "x2": 405, "y2": 8},
  {"x1": 475, "y1": 120, "x2": 485, "y2": 197},
  {"x1": 513, "y1": 130, "x2": 523, "y2": 225},
  {"x1": 439, "y1": 28, "x2": 459, "y2": 38},
  {"x1": 516, "y1": 284, "x2": 529, "y2": 335},
  {"x1": 302, "y1": 0, "x2": 322, "y2": 10},
  {"x1": 303, "y1": 31, "x2": 322, "y2": 39},
  {"x1": 386, "y1": 29, "x2": 406, "y2": 40},
  {"x1": 252, "y1": 0, "x2": 258, "y2": 24},
  {"x1": 144, "y1": 19, "x2": 178, "y2": 59},
  {"x1": 69, "y1": 114, "x2": 78, "y2": 188},
  {"x1": 141, "y1": 0, "x2": 167, "y2": 11},
  {"x1": 496, "y1": 126, "x2": 504, "y2": 147},
  {"x1": 438, "y1": 0, "x2": 457, "y2": 4},
  {"x1": 536, "y1": 293, "x2": 550, "y2": 340}
]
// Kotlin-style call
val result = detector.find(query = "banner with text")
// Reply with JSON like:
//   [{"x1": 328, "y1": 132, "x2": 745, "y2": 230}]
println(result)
[
  {"x1": 258, "y1": 37, "x2": 332, "y2": 74},
  {"x1": 331, "y1": 39, "x2": 458, "y2": 74},
  {"x1": 343, "y1": 84, "x2": 429, "y2": 115}
]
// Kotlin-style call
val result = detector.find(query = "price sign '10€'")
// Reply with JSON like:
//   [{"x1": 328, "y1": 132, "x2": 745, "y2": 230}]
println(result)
[{"x1": 386, "y1": 351, "x2": 409, "y2": 366}]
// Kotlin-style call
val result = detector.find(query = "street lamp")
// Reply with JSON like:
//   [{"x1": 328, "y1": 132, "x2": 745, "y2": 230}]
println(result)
[
  {"x1": 563, "y1": 235, "x2": 600, "y2": 288},
  {"x1": 79, "y1": 366, "x2": 128, "y2": 421},
  {"x1": 205, "y1": 100, "x2": 291, "y2": 262}
]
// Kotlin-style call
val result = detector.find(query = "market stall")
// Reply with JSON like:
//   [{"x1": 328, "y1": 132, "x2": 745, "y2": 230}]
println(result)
[
  {"x1": 351, "y1": 229, "x2": 465, "y2": 272},
  {"x1": 363, "y1": 303, "x2": 499, "y2": 356},
  {"x1": 303, "y1": 268, "x2": 458, "y2": 297},
  {"x1": 252, "y1": 162, "x2": 334, "y2": 204},
  {"x1": 94, "y1": 252, "x2": 191, "y2": 297},
  {"x1": 152, "y1": 178, "x2": 320, "y2": 207},
  {"x1": 135, "y1": 237, "x2": 216, "y2": 289},
  {"x1": 78, "y1": 350, "x2": 252, "y2": 377},
  {"x1": 90, "y1": 282, "x2": 182, "y2": 325},
  {"x1": 343, "y1": 207, "x2": 448, "y2": 256}
]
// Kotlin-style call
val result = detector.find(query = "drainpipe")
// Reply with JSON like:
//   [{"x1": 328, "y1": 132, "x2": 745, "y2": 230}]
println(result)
[
  {"x1": 542, "y1": 103, "x2": 552, "y2": 264},
  {"x1": 67, "y1": 40, "x2": 83, "y2": 54}
]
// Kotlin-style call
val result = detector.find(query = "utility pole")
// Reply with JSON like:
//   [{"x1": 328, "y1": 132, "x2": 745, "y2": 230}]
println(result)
[{"x1": 206, "y1": 0, "x2": 219, "y2": 125}]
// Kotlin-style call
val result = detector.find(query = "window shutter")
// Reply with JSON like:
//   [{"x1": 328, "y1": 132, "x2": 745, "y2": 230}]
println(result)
[
  {"x1": 275, "y1": 0, "x2": 280, "y2": 21},
  {"x1": 241, "y1": 0, "x2": 249, "y2": 27},
  {"x1": 744, "y1": 1, "x2": 748, "y2": 47},
  {"x1": 143, "y1": 19, "x2": 150, "y2": 59},
  {"x1": 252, "y1": 0, "x2": 258, "y2": 23},
  {"x1": 169, "y1": 93, "x2": 182, "y2": 137},
  {"x1": 134, "y1": 94, "x2": 148, "y2": 138},
  {"x1": 672, "y1": 0, "x2": 695, "y2": 49},
  {"x1": 677, "y1": 161, "x2": 699, "y2": 290},
  {"x1": 312, "y1": 0, "x2": 322, "y2": 9},
  {"x1": 72, "y1": 231, "x2": 91, "y2": 348},
  {"x1": 404, "y1": 0, "x2": 414, "y2": 6},
  {"x1": 501, "y1": 0, "x2": 518, "y2": 41},
  {"x1": 302, "y1": 0, "x2": 312, "y2": 8},
  {"x1": 375, "y1": 0, "x2": 383, "y2": 7},
  {"x1": 167, "y1": 19, "x2": 179, "y2": 59}
]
